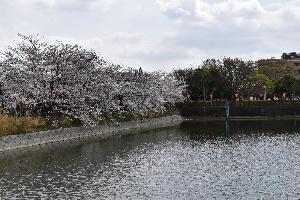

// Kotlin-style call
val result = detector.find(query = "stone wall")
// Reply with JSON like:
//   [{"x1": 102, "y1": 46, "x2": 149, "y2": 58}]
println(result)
[
  {"x1": 178, "y1": 103, "x2": 300, "y2": 117},
  {"x1": 0, "y1": 115, "x2": 183, "y2": 153}
]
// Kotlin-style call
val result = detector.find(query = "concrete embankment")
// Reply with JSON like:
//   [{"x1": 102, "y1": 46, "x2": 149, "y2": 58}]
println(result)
[
  {"x1": 0, "y1": 115, "x2": 183, "y2": 153},
  {"x1": 178, "y1": 102, "x2": 300, "y2": 118}
]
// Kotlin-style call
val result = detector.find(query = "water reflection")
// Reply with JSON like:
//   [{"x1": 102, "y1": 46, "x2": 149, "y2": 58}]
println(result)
[
  {"x1": 225, "y1": 119, "x2": 230, "y2": 134},
  {"x1": 180, "y1": 119, "x2": 300, "y2": 141},
  {"x1": 0, "y1": 120, "x2": 300, "y2": 199}
]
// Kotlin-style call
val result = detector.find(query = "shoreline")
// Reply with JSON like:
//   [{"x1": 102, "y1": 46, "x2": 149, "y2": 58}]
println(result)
[
  {"x1": 186, "y1": 115, "x2": 300, "y2": 121},
  {"x1": 1, "y1": 114, "x2": 300, "y2": 154},
  {"x1": 0, "y1": 115, "x2": 183, "y2": 153}
]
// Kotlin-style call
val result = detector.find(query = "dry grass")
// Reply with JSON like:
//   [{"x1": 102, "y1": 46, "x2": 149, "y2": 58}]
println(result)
[{"x1": 0, "y1": 115, "x2": 45, "y2": 136}]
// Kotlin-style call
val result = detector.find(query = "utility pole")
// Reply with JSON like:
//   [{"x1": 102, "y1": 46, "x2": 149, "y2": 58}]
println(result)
[{"x1": 263, "y1": 86, "x2": 267, "y2": 101}]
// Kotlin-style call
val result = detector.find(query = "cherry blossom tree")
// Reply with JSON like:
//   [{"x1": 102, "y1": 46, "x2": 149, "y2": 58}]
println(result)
[
  {"x1": 113, "y1": 69, "x2": 185, "y2": 115},
  {"x1": 0, "y1": 34, "x2": 185, "y2": 125}
]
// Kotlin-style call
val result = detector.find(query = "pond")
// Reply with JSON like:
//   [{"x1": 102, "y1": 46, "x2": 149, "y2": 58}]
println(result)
[{"x1": 0, "y1": 119, "x2": 299, "y2": 199}]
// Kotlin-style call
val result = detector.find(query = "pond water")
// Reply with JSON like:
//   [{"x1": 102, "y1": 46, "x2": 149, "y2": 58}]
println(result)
[{"x1": 0, "y1": 119, "x2": 300, "y2": 199}]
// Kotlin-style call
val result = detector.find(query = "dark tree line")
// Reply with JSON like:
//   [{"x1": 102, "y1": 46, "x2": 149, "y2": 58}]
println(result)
[{"x1": 175, "y1": 57, "x2": 300, "y2": 101}]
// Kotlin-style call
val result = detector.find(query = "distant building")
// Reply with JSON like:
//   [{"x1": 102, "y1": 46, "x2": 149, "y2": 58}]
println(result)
[{"x1": 282, "y1": 52, "x2": 300, "y2": 75}]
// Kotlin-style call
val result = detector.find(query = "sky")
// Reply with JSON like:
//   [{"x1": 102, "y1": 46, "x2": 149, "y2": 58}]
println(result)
[{"x1": 1, "y1": 0, "x2": 300, "y2": 71}]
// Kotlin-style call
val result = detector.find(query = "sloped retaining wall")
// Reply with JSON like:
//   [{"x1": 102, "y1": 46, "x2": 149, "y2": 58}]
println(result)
[
  {"x1": 178, "y1": 103, "x2": 300, "y2": 117},
  {"x1": 0, "y1": 115, "x2": 183, "y2": 153}
]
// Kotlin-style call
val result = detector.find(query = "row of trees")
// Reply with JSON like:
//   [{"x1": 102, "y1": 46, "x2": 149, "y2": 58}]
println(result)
[
  {"x1": 1, "y1": 34, "x2": 299, "y2": 125},
  {"x1": 174, "y1": 58, "x2": 300, "y2": 101},
  {"x1": 0, "y1": 34, "x2": 185, "y2": 125}
]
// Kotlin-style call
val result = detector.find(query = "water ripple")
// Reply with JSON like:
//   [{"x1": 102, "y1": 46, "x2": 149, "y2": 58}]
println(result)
[{"x1": 0, "y1": 120, "x2": 300, "y2": 199}]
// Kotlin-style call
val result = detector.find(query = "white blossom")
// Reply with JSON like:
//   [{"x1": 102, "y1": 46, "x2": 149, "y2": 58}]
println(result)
[{"x1": 0, "y1": 34, "x2": 186, "y2": 125}]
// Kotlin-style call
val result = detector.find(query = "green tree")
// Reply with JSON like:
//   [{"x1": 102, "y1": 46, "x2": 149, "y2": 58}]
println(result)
[
  {"x1": 219, "y1": 58, "x2": 257, "y2": 98},
  {"x1": 257, "y1": 59, "x2": 297, "y2": 82},
  {"x1": 174, "y1": 68, "x2": 200, "y2": 100},
  {"x1": 252, "y1": 72, "x2": 274, "y2": 94},
  {"x1": 274, "y1": 75, "x2": 300, "y2": 97}
]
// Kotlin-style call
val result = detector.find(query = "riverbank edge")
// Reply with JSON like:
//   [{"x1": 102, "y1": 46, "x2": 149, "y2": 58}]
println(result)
[
  {"x1": 177, "y1": 102, "x2": 300, "y2": 118},
  {"x1": 186, "y1": 115, "x2": 300, "y2": 121},
  {"x1": 0, "y1": 115, "x2": 183, "y2": 153}
]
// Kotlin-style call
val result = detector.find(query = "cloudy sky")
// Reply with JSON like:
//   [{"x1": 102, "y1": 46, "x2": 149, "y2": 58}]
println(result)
[{"x1": 1, "y1": 0, "x2": 300, "y2": 71}]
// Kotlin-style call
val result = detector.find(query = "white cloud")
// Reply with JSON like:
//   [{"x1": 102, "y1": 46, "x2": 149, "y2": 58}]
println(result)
[
  {"x1": 156, "y1": 0, "x2": 300, "y2": 60},
  {"x1": 1, "y1": 0, "x2": 115, "y2": 11},
  {"x1": 41, "y1": 32, "x2": 189, "y2": 71},
  {"x1": 1, "y1": 0, "x2": 300, "y2": 71},
  {"x1": 156, "y1": 0, "x2": 300, "y2": 29},
  {"x1": 95, "y1": 32, "x2": 196, "y2": 71}
]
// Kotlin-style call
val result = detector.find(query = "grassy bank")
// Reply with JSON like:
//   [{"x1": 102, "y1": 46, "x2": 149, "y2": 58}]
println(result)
[
  {"x1": 0, "y1": 115, "x2": 45, "y2": 137},
  {"x1": 0, "y1": 108, "x2": 179, "y2": 137},
  {"x1": 0, "y1": 115, "x2": 84, "y2": 137}
]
